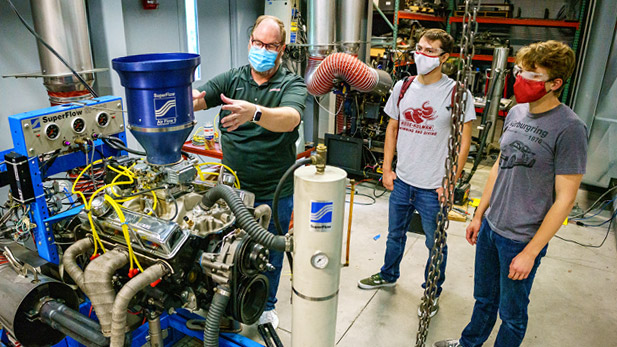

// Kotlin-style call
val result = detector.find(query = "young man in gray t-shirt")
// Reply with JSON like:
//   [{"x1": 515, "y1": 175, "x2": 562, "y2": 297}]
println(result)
[
  {"x1": 358, "y1": 29, "x2": 476, "y2": 318},
  {"x1": 435, "y1": 41, "x2": 588, "y2": 347}
]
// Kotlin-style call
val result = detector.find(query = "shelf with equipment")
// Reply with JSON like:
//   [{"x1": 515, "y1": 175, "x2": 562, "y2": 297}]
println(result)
[{"x1": 448, "y1": 16, "x2": 580, "y2": 29}]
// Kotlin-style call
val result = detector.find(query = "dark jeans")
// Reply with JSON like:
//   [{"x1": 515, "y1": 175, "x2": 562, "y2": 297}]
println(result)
[
  {"x1": 255, "y1": 195, "x2": 293, "y2": 311},
  {"x1": 380, "y1": 178, "x2": 447, "y2": 296},
  {"x1": 460, "y1": 220, "x2": 548, "y2": 347}
]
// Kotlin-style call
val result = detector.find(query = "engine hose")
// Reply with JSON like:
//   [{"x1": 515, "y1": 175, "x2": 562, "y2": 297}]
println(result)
[
  {"x1": 62, "y1": 237, "x2": 93, "y2": 290},
  {"x1": 203, "y1": 286, "x2": 231, "y2": 347},
  {"x1": 109, "y1": 263, "x2": 168, "y2": 347},
  {"x1": 202, "y1": 185, "x2": 287, "y2": 252},
  {"x1": 101, "y1": 136, "x2": 147, "y2": 156},
  {"x1": 271, "y1": 157, "x2": 313, "y2": 272}
]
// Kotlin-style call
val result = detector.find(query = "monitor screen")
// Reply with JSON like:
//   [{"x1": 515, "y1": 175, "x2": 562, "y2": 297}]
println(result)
[{"x1": 324, "y1": 134, "x2": 363, "y2": 173}]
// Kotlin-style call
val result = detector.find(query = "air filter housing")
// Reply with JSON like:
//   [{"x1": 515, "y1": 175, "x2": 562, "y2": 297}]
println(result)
[{"x1": 112, "y1": 53, "x2": 200, "y2": 165}]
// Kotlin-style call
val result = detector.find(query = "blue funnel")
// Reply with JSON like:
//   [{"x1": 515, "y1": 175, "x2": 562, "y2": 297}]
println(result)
[{"x1": 112, "y1": 53, "x2": 200, "y2": 165}]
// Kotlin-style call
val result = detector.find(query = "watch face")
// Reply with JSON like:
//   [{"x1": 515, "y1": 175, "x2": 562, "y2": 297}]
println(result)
[{"x1": 253, "y1": 107, "x2": 262, "y2": 122}]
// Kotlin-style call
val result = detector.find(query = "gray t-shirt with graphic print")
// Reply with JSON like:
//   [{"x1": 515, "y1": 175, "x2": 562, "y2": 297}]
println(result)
[
  {"x1": 486, "y1": 103, "x2": 588, "y2": 242},
  {"x1": 384, "y1": 74, "x2": 476, "y2": 189}
]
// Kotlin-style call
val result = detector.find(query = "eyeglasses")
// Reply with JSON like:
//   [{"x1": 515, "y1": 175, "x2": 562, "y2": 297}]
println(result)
[
  {"x1": 414, "y1": 44, "x2": 444, "y2": 56},
  {"x1": 251, "y1": 38, "x2": 281, "y2": 52},
  {"x1": 513, "y1": 65, "x2": 549, "y2": 81}
]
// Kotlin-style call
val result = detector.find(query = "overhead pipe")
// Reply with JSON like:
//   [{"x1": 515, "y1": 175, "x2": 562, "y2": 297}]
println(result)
[
  {"x1": 30, "y1": 0, "x2": 96, "y2": 105},
  {"x1": 338, "y1": 0, "x2": 366, "y2": 55}
]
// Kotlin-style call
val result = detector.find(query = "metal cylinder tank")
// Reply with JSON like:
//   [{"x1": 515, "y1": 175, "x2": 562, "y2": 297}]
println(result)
[
  {"x1": 112, "y1": 53, "x2": 200, "y2": 165},
  {"x1": 0, "y1": 263, "x2": 79, "y2": 346},
  {"x1": 291, "y1": 165, "x2": 346, "y2": 347},
  {"x1": 337, "y1": 0, "x2": 366, "y2": 55},
  {"x1": 30, "y1": 0, "x2": 95, "y2": 104},
  {"x1": 486, "y1": 47, "x2": 509, "y2": 142}
]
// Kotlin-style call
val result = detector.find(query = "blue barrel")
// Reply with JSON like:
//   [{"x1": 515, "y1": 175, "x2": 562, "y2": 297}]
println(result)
[{"x1": 112, "y1": 53, "x2": 200, "y2": 165}]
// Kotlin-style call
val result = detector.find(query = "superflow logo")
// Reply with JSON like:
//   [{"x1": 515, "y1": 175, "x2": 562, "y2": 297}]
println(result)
[
  {"x1": 310, "y1": 201, "x2": 333, "y2": 232},
  {"x1": 153, "y1": 92, "x2": 177, "y2": 126},
  {"x1": 30, "y1": 118, "x2": 41, "y2": 129}
]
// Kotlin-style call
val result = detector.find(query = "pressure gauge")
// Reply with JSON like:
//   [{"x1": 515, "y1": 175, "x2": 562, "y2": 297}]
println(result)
[
  {"x1": 71, "y1": 117, "x2": 86, "y2": 133},
  {"x1": 310, "y1": 252, "x2": 329, "y2": 269},
  {"x1": 44, "y1": 123, "x2": 60, "y2": 140},
  {"x1": 96, "y1": 112, "x2": 110, "y2": 127}
]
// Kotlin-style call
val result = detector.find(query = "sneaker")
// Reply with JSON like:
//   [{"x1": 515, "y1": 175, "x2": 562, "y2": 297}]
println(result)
[
  {"x1": 357, "y1": 273, "x2": 396, "y2": 289},
  {"x1": 417, "y1": 297, "x2": 439, "y2": 318},
  {"x1": 258, "y1": 309, "x2": 279, "y2": 329},
  {"x1": 433, "y1": 339, "x2": 460, "y2": 347}
]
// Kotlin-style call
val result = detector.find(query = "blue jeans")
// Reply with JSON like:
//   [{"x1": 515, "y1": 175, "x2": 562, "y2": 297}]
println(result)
[
  {"x1": 460, "y1": 220, "x2": 548, "y2": 347},
  {"x1": 380, "y1": 178, "x2": 447, "y2": 296},
  {"x1": 255, "y1": 195, "x2": 293, "y2": 311}
]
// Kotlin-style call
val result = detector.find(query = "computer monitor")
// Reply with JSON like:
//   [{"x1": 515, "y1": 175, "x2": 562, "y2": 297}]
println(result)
[{"x1": 324, "y1": 133, "x2": 363, "y2": 175}]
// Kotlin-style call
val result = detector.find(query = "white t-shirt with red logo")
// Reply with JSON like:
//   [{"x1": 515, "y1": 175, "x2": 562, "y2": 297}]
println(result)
[{"x1": 384, "y1": 74, "x2": 476, "y2": 189}]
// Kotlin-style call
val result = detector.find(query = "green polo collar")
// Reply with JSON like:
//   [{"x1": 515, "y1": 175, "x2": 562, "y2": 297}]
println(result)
[{"x1": 239, "y1": 64, "x2": 286, "y2": 86}]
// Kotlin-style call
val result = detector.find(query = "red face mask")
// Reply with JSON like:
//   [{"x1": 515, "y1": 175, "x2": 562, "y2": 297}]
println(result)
[{"x1": 513, "y1": 75, "x2": 548, "y2": 103}]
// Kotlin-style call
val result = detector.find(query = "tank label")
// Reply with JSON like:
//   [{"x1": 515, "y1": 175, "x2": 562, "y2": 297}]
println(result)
[
  {"x1": 153, "y1": 92, "x2": 177, "y2": 126},
  {"x1": 310, "y1": 201, "x2": 333, "y2": 232}
]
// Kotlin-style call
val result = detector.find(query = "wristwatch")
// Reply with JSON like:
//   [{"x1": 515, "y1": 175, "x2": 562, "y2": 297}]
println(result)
[{"x1": 252, "y1": 105, "x2": 262, "y2": 122}]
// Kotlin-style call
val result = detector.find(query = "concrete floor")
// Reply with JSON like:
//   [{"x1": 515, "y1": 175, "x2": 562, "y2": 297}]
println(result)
[{"x1": 234, "y1": 160, "x2": 617, "y2": 347}]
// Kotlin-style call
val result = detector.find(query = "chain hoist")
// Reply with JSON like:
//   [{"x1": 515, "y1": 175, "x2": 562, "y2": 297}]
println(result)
[{"x1": 415, "y1": 1, "x2": 480, "y2": 345}]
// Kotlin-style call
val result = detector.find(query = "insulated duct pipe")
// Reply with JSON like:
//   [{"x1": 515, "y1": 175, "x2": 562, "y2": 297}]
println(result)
[
  {"x1": 306, "y1": 53, "x2": 392, "y2": 96},
  {"x1": 30, "y1": 0, "x2": 95, "y2": 105},
  {"x1": 305, "y1": 0, "x2": 391, "y2": 96},
  {"x1": 110, "y1": 263, "x2": 169, "y2": 347},
  {"x1": 83, "y1": 248, "x2": 130, "y2": 336},
  {"x1": 291, "y1": 165, "x2": 346, "y2": 347},
  {"x1": 485, "y1": 47, "x2": 509, "y2": 143}
]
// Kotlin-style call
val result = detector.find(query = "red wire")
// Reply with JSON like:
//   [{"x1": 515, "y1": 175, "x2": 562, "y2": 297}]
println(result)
[{"x1": 88, "y1": 305, "x2": 93, "y2": 318}]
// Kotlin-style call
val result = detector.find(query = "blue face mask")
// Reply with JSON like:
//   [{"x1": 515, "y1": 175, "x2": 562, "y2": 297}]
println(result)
[{"x1": 248, "y1": 46, "x2": 278, "y2": 72}]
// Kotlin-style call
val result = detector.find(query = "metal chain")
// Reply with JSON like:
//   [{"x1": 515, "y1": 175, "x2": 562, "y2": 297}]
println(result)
[{"x1": 415, "y1": 1, "x2": 480, "y2": 345}]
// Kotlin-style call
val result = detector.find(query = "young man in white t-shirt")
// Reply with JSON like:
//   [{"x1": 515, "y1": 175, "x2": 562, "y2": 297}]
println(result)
[{"x1": 358, "y1": 29, "x2": 476, "y2": 317}]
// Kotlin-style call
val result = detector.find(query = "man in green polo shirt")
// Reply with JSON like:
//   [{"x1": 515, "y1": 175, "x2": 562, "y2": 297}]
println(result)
[{"x1": 192, "y1": 15, "x2": 307, "y2": 329}]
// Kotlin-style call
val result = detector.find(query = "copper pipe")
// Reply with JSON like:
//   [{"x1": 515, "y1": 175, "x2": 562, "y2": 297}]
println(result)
[{"x1": 344, "y1": 179, "x2": 355, "y2": 266}]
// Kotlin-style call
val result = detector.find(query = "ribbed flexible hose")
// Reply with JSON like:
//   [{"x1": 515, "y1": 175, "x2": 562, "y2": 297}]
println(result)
[
  {"x1": 201, "y1": 185, "x2": 287, "y2": 252},
  {"x1": 62, "y1": 237, "x2": 93, "y2": 289},
  {"x1": 83, "y1": 248, "x2": 129, "y2": 336},
  {"x1": 305, "y1": 53, "x2": 390, "y2": 96},
  {"x1": 203, "y1": 286, "x2": 231, "y2": 347},
  {"x1": 109, "y1": 263, "x2": 168, "y2": 347}
]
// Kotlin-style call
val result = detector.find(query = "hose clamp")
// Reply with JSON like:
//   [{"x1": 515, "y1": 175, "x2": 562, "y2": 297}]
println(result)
[{"x1": 284, "y1": 233, "x2": 293, "y2": 253}]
